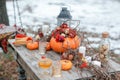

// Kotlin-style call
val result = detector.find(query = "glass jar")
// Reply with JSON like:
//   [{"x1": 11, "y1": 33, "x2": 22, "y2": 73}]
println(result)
[{"x1": 99, "y1": 32, "x2": 110, "y2": 62}]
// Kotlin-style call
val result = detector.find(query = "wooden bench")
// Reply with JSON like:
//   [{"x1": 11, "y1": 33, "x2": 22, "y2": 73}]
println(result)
[{"x1": 0, "y1": 26, "x2": 16, "y2": 53}]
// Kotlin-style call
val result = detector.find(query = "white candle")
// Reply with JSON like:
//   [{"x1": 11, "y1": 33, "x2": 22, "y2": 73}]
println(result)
[
  {"x1": 79, "y1": 46, "x2": 86, "y2": 57},
  {"x1": 42, "y1": 25, "x2": 49, "y2": 35}
]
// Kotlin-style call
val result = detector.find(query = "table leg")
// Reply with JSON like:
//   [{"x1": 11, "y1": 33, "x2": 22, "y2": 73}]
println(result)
[
  {"x1": 18, "y1": 65, "x2": 27, "y2": 80},
  {"x1": 8, "y1": 45, "x2": 27, "y2": 80}
]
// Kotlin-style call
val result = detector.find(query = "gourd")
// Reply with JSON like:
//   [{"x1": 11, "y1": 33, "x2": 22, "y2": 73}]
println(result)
[
  {"x1": 26, "y1": 41, "x2": 38, "y2": 50},
  {"x1": 60, "y1": 60, "x2": 73, "y2": 70}
]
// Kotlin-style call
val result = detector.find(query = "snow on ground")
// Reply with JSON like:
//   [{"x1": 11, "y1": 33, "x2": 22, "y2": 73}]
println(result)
[{"x1": 6, "y1": 0, "x2": 120, "y2": 54}]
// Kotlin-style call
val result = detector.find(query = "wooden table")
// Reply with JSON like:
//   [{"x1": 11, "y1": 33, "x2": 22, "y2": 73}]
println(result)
[{"x1": 8, "y1": 39, "x2": 120, "y2": 80}]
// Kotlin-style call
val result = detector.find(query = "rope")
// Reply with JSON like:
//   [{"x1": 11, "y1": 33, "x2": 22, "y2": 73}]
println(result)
[
  {"x1": 12, "y1": 0, "x2": 23, "y2": 28},
  {"x1": 13, "y1": 0, "x2": 16, "y2": 26},
  {"x1": 15, "y1": 0, "x2": 23, "y2": 28}
]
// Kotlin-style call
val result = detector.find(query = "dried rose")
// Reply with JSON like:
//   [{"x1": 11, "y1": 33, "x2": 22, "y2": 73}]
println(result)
[{"x1": 58, "y1": 36, "x2": 65, "y2": 42}]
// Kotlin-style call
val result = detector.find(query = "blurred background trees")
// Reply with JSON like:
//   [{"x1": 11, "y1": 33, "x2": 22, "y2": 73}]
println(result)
[{"x1": 0, "y1": 0, "x2": 9, "y2": 25}]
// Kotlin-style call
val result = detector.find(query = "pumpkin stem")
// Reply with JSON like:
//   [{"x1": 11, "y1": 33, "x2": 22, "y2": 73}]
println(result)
[{"x1": 64, "y1": 60, "x2": 68, "y2": 63}]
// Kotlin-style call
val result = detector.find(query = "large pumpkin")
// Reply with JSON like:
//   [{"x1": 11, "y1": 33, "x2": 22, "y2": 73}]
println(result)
[{"x1": 50, "y1": 36, "x2": 80, "y2": 53}]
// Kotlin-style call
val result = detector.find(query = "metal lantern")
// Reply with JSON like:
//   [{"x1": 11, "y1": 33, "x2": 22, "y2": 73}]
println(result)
[{"x1": 57, "y1": 7, "x2": 72, "y2": 26}]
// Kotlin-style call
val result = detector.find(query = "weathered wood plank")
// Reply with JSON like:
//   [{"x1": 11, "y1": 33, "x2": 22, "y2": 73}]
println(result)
[
  {"x1": 108, "y1": 59, "x2": 120, "y2": 73},
  {"x1": 0, "y1": 26, "x2": 16, "y2": 34}
]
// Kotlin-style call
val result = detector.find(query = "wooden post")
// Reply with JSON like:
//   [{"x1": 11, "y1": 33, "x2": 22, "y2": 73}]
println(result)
[{"x1": 0, "y1": 0, "x2": 9, "y2": 25}]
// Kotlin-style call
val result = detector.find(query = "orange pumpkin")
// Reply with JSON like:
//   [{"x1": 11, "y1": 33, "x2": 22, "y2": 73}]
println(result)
[
  {"x1": 46, "y1": 42, "x2": 51, "y2": 51},
  {"x1": 50, "y1": 36, "x2": 80, "y2": 53},
  {"x1": 26, "y1": 42, "x2": 38, "y2": 50},
  {"x1": 60, "y1": 60, "x2": 72, "y2": 70}
]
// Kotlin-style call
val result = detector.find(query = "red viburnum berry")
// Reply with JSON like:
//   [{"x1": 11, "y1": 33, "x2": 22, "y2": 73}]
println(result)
[{"x1": 80, "y1": 62, "x2": 88, "y2": 68}]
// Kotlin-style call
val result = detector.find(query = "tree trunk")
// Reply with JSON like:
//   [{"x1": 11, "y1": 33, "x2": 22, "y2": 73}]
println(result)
[{"x1": 0, "y1": 0, "x2": 9, "y2": 26}]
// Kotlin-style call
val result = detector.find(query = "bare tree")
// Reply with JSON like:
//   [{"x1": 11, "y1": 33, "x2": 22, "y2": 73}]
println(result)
[{"x1": 0, "y1": 0, "x2": 9, "y2": 25}]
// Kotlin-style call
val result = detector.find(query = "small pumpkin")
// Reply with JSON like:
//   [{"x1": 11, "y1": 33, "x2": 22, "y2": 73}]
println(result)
[
  {"x1": 46, "y1": 42, "x2": 51, "y2": 51},
  {"x1": 60, "y1": 60, "x2": 72, "y2": 70},
  {"x1": 26, "y1": 41, "x2": 38, "y2": 50},
  {"x1": 50, "y1": 36, "x2": 80, "y2": 53}
]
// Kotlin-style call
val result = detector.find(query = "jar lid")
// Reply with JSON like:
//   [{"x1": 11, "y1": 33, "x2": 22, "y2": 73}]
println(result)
[
  {"x1": 57, "y1": 7, "x2": 72, "y2": 19},
  {"x1": 102, "y1": 32, "x2": 109, "y2": 38}
]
